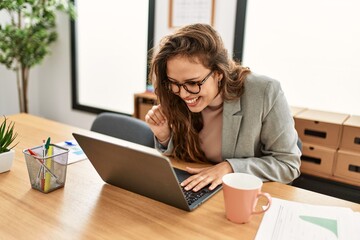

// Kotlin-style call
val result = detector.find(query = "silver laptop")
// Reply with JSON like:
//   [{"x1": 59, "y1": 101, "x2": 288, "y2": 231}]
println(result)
[{"x1": 72, "y1": 132, "x2": 222, "y2": 211}]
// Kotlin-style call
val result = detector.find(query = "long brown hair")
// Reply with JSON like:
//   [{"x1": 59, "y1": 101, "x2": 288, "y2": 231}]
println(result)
[{"x1": 149, "y1": 24, "x2": 250, "y2": 162}]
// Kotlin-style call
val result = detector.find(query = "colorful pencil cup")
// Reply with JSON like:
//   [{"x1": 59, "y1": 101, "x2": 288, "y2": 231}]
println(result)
[{"x1": 23, "y1": 144, "x2": 69, "y2": 193}]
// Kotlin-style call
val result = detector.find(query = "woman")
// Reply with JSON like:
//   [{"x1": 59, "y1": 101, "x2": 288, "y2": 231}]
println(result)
[{"x1": 145, "y1": 23, "x2": 300, "y2": 192}]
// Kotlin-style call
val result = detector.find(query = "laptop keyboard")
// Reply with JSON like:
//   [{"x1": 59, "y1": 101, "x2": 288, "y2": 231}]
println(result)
[{"x1": 181, "y1": 186, "x2": 211, "y2": 205}]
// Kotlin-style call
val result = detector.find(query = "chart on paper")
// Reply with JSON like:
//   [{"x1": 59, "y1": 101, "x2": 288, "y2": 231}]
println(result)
[
  {"x1": 270, "y1": 205, "x2": 338, "y2": 239},
  {"x1": 255, "y1": 198, "x2": 360, "y2": 240}
]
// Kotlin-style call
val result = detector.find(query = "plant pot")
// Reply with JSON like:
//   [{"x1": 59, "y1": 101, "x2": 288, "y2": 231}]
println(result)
[{"x1": 0, "y1": 149, "x2": 15, "y2": 173}]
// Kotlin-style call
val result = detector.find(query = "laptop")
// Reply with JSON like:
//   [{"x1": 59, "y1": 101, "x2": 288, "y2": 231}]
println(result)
[{"x1": 72, "y1": 132, "x2": 222, "y2": 211}]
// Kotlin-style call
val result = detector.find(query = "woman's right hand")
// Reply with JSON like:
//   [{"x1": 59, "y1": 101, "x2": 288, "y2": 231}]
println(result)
[{"x1": 145, "y1": 105, "x2": 171, "y2": 144}]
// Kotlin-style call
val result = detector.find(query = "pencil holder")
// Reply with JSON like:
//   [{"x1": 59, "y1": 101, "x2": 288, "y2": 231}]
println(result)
[{"x1": 23, "y1": 144, "x2": 69, "y2": 193}]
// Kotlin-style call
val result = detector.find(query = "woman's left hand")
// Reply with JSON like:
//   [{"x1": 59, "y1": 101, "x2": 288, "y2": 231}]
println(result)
[{"x1": 181, "y1": 161, "x2": 233, "y2": 192}]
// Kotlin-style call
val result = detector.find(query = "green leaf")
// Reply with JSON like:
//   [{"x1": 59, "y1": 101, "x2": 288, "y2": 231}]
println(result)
[{"x1": 0, "y1": 116, "x2": 19, "y2": 153}]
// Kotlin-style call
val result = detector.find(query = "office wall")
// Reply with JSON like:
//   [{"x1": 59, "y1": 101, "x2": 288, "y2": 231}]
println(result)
[
  {"x1": 0, "y1": 65, "x2": 40, "y2": 116},
  {"x1": 0, "y1": 66, "x2": 20, "y2": 115},
  {"x1": 242, "y1": 0, "x2": 360, "y2": 115}
]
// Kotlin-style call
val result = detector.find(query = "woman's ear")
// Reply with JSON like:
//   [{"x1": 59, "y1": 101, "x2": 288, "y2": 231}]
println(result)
[
  {"x1": 216, "y1": 72, "x2": 224, "y2": 88},
  {"x1": 216, "y1": 72, "x2": 224, "y2": 81}
]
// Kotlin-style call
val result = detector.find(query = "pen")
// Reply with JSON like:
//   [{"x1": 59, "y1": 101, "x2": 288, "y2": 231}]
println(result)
[
  {"x1": 44, "y1": 145, "x2": 53, "y2": 192},
  {"x1": 30, "y1": 147, "x2": 46, "y2": 190},
  {"x1": 65, "y1": 141, "x2": 75, "y2": 146},
  {"x1": 27, "y1": 148, "x2": 58, "y2": 179},
  {"x1": 28, "y1": 148, "x2": 37, "y2": 156},
  {"x1": 45, "y1": 137, "x2": 51, "y2": 154},
  {"x1": 41, "y1": 140, "x2": 46, "y2": 190}
]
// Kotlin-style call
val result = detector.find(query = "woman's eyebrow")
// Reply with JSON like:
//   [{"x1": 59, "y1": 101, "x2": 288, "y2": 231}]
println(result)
[{"x1": 167, "y1": 76, "x2": 200, "y2": 83}]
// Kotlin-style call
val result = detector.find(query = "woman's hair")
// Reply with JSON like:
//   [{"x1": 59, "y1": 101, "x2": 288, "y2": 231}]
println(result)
[{"x1": 149, "y1": 23, "x2": 250, "y2": 163}]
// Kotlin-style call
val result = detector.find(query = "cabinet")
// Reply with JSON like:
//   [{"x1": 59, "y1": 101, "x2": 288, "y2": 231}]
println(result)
[{"x1": 134, "y1": 92, "x2": 157, "y2": 121}]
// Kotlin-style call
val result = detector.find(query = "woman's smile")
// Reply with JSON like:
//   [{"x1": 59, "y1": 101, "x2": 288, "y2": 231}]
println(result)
[{"x1": 184, "y1": 96, "x2": 199, "y2": 105}]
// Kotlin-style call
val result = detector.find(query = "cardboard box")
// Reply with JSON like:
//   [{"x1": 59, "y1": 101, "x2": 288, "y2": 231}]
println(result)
[
  {"x1": 340, "y1": 115, "x2": 360, "y2": 152},
  {"x1": 300, "y1": 143, "x2": 336, "y2": 176},
  {"x1": 294, "y1": 109, "x2": 349, "y2": 148},
  {"x1": 334, "y1": 150, "x2": 360, "y2": 185},
  {"x1": 289, "y1": 106, "x2": 307, "y2": 117}
]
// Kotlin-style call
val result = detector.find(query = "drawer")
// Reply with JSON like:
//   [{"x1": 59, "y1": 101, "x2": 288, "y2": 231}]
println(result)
[
  {"x1": 294, "y1": 109, "x2": 349, "y2": 148},
  {"x1": 300, "y1": 143, "x2": 336, "y2": 176},
  {"x1": 334, "y1": 150, "x2": 360, "y2": 185},
  {"x1": 340, "y1": 115, "x2": 360, "y2": 152}
]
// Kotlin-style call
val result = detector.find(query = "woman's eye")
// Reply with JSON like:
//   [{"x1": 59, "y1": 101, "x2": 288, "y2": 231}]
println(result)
[
  {"x1": 187, "y1": 81, "x2": 198, "y2": 86},
  {"x1": 170, "y1": 82, "x2": 180, "y2": 86}
]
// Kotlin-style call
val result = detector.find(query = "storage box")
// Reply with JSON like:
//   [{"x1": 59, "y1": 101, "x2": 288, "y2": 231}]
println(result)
[
  {"x1": 289, "y1": 106, "x2": 307, "y2": 117},
  {"x1": 334, "y1": 150, "x2": 360, "y2": 185},
  {"x1": 340, "y1": 115, "x2": 360, "y2": 152},
  {"x1": 300, "y1": 143, "x2": 336, "y2": 176},
  {"x1": 294, "y1": 109, "x2": 349, "y2": 148}
]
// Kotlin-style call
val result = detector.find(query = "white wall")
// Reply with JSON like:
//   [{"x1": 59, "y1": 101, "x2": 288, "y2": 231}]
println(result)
[
  {"x1": 242, "y1": 0, "x2": 360, "y2": 115},
  {"x1": 0, "y1": 66, "x2": 20, "y2": 115},
  {"x1": 1, "y1": 0, "x2": 359, "y2": 129}
]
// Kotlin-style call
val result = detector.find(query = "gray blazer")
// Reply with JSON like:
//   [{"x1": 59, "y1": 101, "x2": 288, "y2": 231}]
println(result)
[{"x1": 156, "y1": 73, "x2": 301, "y2": 184}]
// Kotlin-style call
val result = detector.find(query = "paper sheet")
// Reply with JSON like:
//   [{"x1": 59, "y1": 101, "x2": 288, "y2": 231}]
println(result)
[
  {"x1": 55, "y1": 140, "x2": 87, "y2": 164},
  {"x1": 255, "y1": 198, "x2": 360, "y2": 240},
  {"x1": 171, "y1": 0, "x2": 213, "y2": 27}
]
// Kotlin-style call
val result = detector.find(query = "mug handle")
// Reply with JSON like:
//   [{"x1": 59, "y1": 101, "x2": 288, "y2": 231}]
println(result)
[{"x1": 252, "y1": 192, "x2": 272, "y2": 215}]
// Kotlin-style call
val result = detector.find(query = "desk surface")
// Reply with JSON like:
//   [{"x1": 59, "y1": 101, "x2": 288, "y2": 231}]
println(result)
[{"x1": 1, "y1": 113, "x2": 359, "y2": 239}]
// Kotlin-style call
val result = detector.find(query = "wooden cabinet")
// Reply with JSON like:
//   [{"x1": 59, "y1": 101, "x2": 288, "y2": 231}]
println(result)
[{"x1": 134, "y1": 92, "x2": 157, "y2": 121}]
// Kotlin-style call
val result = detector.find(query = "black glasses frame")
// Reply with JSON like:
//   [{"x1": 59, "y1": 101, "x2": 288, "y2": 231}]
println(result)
[{"x1": 168, "y1": 71, "x2": 214, "y2": 94}]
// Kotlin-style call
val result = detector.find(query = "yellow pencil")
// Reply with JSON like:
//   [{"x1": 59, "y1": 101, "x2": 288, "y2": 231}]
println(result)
[{"x1": 44, "y1": 145, "x2": 53, "y2": 192}]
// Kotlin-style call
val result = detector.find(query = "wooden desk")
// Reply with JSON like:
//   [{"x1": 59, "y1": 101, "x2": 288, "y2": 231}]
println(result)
[{"x1": 1, "y1": 114, "x2": 359, "y2": 239}]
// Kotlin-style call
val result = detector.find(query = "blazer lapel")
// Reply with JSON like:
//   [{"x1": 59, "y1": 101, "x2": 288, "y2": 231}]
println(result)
[{"x1": 222, "y1": 99, "x2": 242, "y2": 158}]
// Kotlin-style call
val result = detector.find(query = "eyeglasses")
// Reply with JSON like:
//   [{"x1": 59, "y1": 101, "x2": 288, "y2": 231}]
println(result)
[{"x1": 168, "y1": 71, "x2": 213, "y2": 94}]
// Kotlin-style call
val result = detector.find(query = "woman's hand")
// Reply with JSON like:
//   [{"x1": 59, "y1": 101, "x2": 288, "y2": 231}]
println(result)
[
  {"x1": 145, "y1": 104, "x2": 171, "y2": 144},
  {"x1": 181, "y1": 161, "x2": 233, "y2": 192}
]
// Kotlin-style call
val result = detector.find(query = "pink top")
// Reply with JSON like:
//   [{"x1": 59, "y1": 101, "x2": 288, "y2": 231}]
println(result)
[{"x1": 199, "y1": 94, "x2": 223, "y2": 163}]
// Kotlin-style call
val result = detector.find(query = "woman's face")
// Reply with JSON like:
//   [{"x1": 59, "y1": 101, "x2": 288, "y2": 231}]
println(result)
[{"x1": 166, "y1": 55, "x2": 221, "y2": 113}]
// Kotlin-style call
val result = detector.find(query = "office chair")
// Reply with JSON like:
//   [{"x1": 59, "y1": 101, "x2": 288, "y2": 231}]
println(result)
[{"x1": 90, "y1": 112, "x2": 155, "y2": 148}]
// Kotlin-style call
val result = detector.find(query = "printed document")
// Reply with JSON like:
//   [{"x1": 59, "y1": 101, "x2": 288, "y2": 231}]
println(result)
[
  {"x1": 56, "y1": 140, "x2": 87, "y2": 164},
  {"x1": 255, "y1": 198, "x2": 360, "y2": 240}
]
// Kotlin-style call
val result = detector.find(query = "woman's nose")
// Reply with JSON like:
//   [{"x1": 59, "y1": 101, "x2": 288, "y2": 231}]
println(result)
[{"x1": 179, "y1": 86, "x2": 191, "y2": 98}]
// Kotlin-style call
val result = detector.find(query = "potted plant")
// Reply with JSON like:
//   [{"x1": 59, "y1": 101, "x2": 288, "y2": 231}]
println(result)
[
  {"x1": 0, "y1": 1, "x2": 76, "y2": 113},
  {"x1": 0, "y1": 116, "x2": 18, "y2": 173}
]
